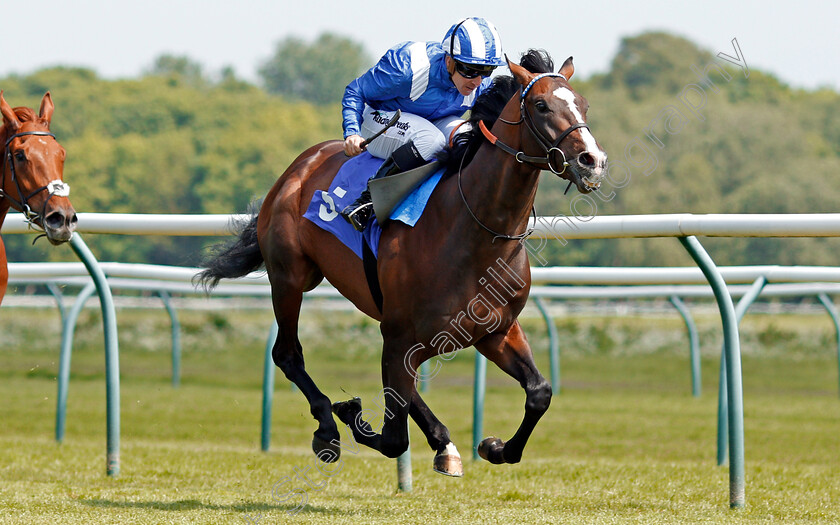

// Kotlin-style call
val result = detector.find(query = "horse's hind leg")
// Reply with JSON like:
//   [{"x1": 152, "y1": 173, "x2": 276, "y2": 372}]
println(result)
[
  {"x1": 269, "y1": 286, "x2": 340, "y2": 461},
  {"x1": 331, "y1": 335, "x2": 417, "y2": 459},
  {"x1": 409, "y1": 388, "x2": 464, "y2": 476},
  {"x1": 473, "y1": 321, "x2": 552, "y2": 465}
]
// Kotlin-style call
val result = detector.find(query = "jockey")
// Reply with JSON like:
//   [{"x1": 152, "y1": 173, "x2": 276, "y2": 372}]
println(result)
[{"x1": 340, "y1": 17, "x2": 505, "y2": 231}]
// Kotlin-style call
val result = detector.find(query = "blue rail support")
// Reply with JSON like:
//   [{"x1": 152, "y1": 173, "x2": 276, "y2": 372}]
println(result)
[
  {"x1": 68, "y1": 233, "x2": 121, "y2": 477},
  {"x1": 156, "y1": 290, "x2": 181, "y2": 388},
  {"x1": 669, "y1": 296, "x2": 701, "y2": 397},
  {"x1": 678, "y1": 236, "x2": 745, "y2": 509},
  {"x1": 533, "y1": 297, "x2": 560, "y2": 394},
  {"x1": 716, "y1": 276, "x2": 766, "y2": 467},
  {"x1": 816, "y1": 293, "x2": 840, "y2": 398},
  {"x1": 56, "y1": 281, "x2": 97, "y2": 444}
]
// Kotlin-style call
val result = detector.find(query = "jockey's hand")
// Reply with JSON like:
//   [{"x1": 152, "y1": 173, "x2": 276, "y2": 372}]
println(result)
[{"x1": 344, "y1": 134, "x2": 365, "y2": 157}]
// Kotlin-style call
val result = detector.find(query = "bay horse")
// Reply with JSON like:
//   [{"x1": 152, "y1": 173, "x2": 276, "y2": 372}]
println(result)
[
  {"x1": 199, "y1": 50, "x2": 607, "y2": 476},
  {"x1": 0, "y1": 91, "x2": 77, "y2": 305}
]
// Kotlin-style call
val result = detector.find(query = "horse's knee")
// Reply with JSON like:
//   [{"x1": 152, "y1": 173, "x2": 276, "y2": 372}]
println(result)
[
  {"x1": 525, "y1": 380, "x2": 552, "y2": 415},
  {"x1": 381, "y1": 438, "x2": 409, "y2": 459},
  {"x1": 381, "y1": 423, "x2": 410, "y2": 458}
]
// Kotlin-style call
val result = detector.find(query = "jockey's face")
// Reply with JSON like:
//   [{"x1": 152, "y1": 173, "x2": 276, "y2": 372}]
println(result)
[{"x1": 446, "y1": 56, "x2": 484, "y2": 96}]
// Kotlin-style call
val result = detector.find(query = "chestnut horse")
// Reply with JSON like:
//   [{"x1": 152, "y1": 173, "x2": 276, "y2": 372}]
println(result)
[
  {"x1": 0, "y1": 91, "x2": 77, "y2": 305},
  {"x1": 199, "y1": 51, "x2": 607, "y2": 475}
]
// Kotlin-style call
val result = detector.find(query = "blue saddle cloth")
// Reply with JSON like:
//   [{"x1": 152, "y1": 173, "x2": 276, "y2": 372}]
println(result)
[{"x1": 302, "y1": 152, "x2": 444, "y2": 259}]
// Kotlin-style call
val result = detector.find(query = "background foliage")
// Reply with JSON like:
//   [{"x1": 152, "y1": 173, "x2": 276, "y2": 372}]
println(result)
[{"x1": 2, "y1": 31, "x2": 839, "y2": 267}]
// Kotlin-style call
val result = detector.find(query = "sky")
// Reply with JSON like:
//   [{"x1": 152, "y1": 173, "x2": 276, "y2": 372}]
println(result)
[{"x1": 0, "y1": 0, "x2": 837, "y2": 92}]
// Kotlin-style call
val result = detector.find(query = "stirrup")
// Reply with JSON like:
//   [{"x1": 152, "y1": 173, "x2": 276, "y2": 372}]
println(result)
[{"x1": 345, "y1": 202, "x2": 373, "y2": 232}]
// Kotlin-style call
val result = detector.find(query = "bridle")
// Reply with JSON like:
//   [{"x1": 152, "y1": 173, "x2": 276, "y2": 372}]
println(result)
[
  {"x1": 480, "y1": 72, "x2": 589, "y2": 176},
  {"x1": 458, "y1": 72, "x2": 589, "y2": 242},
  {"x1": 1, "y1": 130, "x2": 70, "y2": 233}
]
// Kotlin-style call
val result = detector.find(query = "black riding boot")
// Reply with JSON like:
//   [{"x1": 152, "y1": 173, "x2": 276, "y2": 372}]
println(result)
[{"x1": 341, "y1": 141, "x2": 425, "y2": 232}]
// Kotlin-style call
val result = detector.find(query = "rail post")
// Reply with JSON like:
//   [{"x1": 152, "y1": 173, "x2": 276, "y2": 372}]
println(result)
[
  {"x1": 816, "y1": 293, "x2": 840, "y2": 398},
  {"x1": 472, "y1": 352, "x2": 487, "y2": 460},
  {"x1": 678, "y1": 236, "x2": 745, "y2": 509},
  {"x1": 68, "y1": 234, "x2": 121, "y2": 477},
  {"x1": 716, "y1": 276, "x2": 767, "y2": 466},
  {"x1": 157, "y1": 290, "x2": 181, "y2": 388},
  {"x1": 533, "y1": 296, "x2": 560, "y2": 394},
  {"x1": 669, "y1": 295, "x2": 701, "y2": 397},
  {"x1": 261, "y1": 321, "x2": 279, "y2": 451},
  {"x1": 55, "y1": 281, "x2": 97, "y2": 443}
]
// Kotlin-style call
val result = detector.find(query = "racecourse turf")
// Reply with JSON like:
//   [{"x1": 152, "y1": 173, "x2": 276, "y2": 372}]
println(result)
[{"x1": 1, "y1": 303, "x2": 839, "y2": 524}]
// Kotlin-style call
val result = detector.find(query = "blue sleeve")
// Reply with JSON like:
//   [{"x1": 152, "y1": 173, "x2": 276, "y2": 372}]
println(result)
[{"x1": 341, "y1": 45, "x2": 414, "y2": 138}]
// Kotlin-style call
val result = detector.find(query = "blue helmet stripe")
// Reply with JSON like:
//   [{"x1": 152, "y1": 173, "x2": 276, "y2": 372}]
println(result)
[
  {"x1": 443, "y1": 17, "x2": 504, "y2": 66},
  {"x1": 462, "y1": 18, "x2": 487, "y2": 61}
]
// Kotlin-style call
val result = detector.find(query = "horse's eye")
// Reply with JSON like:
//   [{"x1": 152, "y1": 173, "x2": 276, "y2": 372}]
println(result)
[
  {"x1": 534, "y1": 100, "x2": 549, "y2": 113},
  {"x1": 14, "y1": 151, "x2": 26, "y2": 162}
]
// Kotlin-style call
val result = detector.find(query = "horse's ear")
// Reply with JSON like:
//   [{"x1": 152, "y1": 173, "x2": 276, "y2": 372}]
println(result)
[
  {"x1": 0, "y1": 90, "x2": 21, "y2": 132},
  {"x1": 507, "y1": 56, "x2": 535, "y2": 87},
  {"x1": 559, "y1": 57, "x2": 575, "y2": 80},
  {"x1": 39, "y1": 92, "x2": 54, "y2": 127}
]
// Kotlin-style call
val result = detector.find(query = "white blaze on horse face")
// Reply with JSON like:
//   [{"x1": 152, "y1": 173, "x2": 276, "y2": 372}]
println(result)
[{"x1": 553, "y1": 87, "x2": 607, "y2": 171}]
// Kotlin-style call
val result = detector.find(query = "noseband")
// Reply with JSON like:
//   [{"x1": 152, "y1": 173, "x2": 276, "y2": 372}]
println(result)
[
  {"x1": 2, "y1": 130, "x2": 69, "y2": 232},
  {"x1": 482, "y1": 72, "x2": 590, "y2": 176}
]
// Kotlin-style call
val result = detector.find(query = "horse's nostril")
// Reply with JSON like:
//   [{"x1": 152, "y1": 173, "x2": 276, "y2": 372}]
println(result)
[
  {"x1": 45, "y1": 211, "x2": 65, "y2": 230},
  {"x1": 68, "y1": 213, "x2": 79, "y2": 231},
  {"x1": 578, "y1": 152, "x2": 595, "y2": 168}
]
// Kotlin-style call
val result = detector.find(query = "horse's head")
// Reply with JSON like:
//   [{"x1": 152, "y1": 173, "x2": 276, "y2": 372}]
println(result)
[
  {"x1": 508, "y1": 57, "x2": 607, "y2": 193},
  {"x1": 1, "y1": 91, "x2": 76, "y2": 244}
]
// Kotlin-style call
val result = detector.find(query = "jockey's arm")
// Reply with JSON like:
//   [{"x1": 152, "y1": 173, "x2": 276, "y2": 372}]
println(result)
[{"x1": 341, "y1": 44, "x2": 414, "y2": 149}]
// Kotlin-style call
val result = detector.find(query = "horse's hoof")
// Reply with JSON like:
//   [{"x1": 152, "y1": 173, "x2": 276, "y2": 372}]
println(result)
[
  {"x1": 312, "y1": 434, "x2": 341, "y2": 463},
  {"x1": 433, "y1": 443, "x2": 464, "y2": 477},
  {"x1": 331, "y1": 397, "x2": 362, "y2": 426},
  {"x1": 477, "y1": 437, "x2": 506, "y2": 464}
]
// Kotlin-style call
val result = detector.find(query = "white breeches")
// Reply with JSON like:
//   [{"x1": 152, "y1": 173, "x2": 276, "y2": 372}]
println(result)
[{"x1": 360, "y1": 106, "x2": 471, "y2": 161}]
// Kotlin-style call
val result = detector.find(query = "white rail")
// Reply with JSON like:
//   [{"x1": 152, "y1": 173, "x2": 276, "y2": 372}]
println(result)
[
  {"x1": 6, "y1": 212, "x2": 840, "y2": 237},
  {"x1": 10, "y1": 262, "x2": 840, "y2": 287}
]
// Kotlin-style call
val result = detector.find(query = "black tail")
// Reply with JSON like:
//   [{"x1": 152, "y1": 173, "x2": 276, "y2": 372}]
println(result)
[{"x1": 194, "y1": 208, "x2": 264, "y2": 291}]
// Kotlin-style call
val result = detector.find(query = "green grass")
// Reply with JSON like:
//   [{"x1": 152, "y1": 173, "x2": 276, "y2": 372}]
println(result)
[{"x1": 1, "y1": 305, "x2": 839, "y2": 524}]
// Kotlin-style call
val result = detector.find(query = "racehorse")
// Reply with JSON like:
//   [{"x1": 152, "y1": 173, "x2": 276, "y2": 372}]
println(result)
[
  {"x1": 0, "y1": 91, "x2": 77, "y2": 305},
  {"x1": 198, "y1": 50, "x2": 607, "y2": 476}
]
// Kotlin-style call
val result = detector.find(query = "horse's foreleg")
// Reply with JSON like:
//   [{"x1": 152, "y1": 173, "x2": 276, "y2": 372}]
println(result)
[
  {"x1": 473, "y1": 321, "x2": 552, "y2": 465},
  {"x1": 270, "y1": 288, "x2": 340, "y2": 461},
  {"x1": 409, "y1": 388, "x2": 463, "y2": 476}
]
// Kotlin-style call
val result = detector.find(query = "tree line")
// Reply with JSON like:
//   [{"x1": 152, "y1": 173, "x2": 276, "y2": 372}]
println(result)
[{"x1": 2, "y1": 31, "x2": 838, "y2": 269}]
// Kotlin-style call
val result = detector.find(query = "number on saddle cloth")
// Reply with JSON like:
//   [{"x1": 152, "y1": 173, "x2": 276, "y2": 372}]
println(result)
[{"x1": 302, "y1": 152, "x2": 444, "y2": 261}]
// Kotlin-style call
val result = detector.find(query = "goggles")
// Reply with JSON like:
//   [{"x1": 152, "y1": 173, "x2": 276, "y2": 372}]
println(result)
[{"x1": 454, "y1": 60, "x2": 496, "y2": 79}]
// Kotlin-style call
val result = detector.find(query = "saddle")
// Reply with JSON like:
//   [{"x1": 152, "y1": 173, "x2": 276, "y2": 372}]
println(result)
[{"x1": 369, "y1": 161, "x2": 441, "y2": 225}]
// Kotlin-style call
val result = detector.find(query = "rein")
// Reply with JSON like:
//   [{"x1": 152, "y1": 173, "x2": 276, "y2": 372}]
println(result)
[
  {"x1": 456, "y1": 147, "x2": 535, "y2": 243},
  {"x1": 1, "y1": 131, "x2": 69, "y2": 236}
]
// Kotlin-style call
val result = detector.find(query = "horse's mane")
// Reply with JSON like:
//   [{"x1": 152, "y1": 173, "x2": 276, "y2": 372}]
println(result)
[
  {"x1": 13, "y1": 107, "x2": 39, "y2": 122},
  {"x1": 0, "y1": 107, "x2": 42, "y2": 140},
  {"x1": 439, "y1": 49, "x2": 555, "y2": 174}
]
